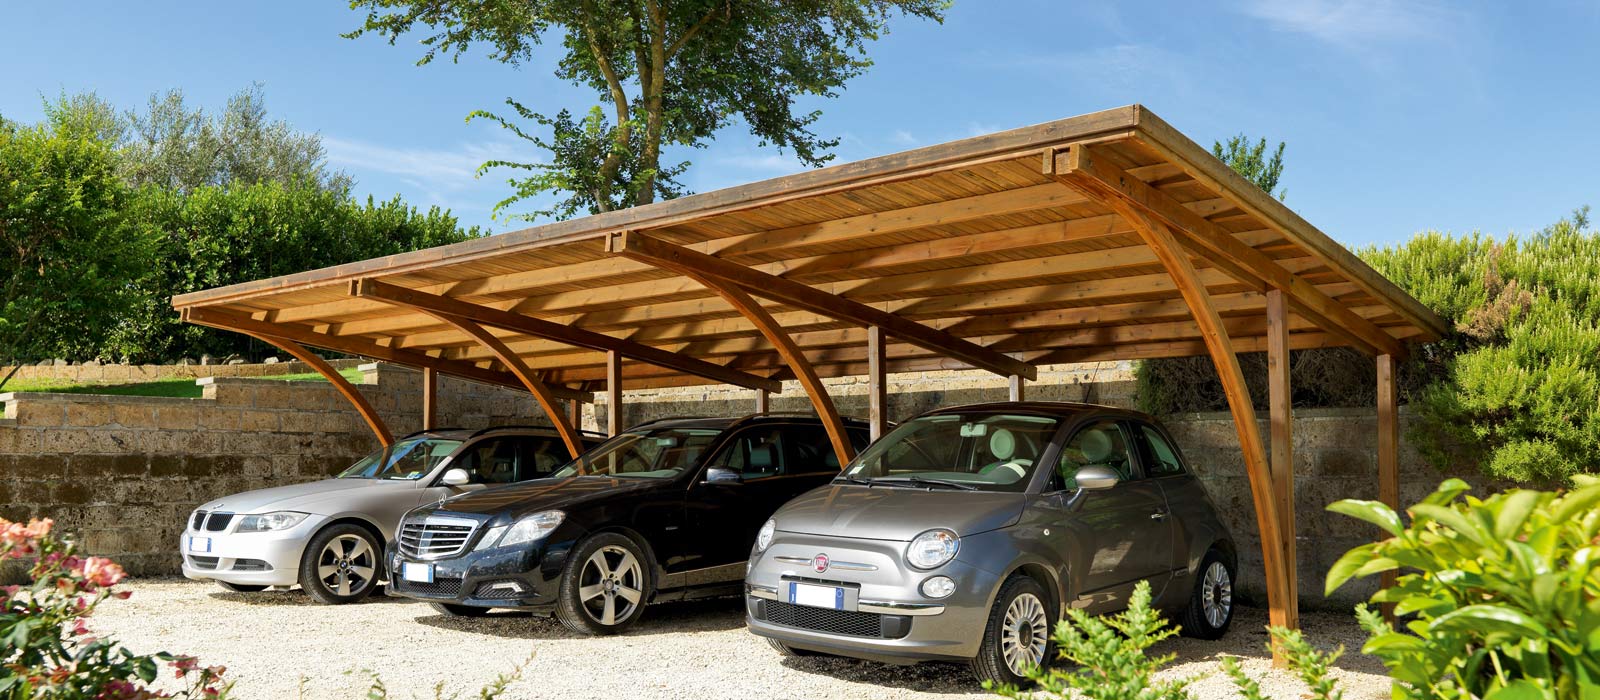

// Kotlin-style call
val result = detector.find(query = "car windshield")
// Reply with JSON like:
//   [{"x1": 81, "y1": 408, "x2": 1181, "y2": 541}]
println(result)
[
  {"x1": 550, "y1": 428, "x2": 722, "y2": 479},
  {"x1": 840, "y1": 413, "x2": 1061, "y2": 492},
  {"x1": 337, "y1": 437, "x2": 464, "y2": 481}
]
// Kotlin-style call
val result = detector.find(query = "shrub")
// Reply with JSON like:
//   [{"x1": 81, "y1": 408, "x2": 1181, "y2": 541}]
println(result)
[
  {"x1": 0, "y1": 518, "x2": 230, "y2": 699},
  {"x1": 1325, "y1": 477, "x2": 1600, "y2": 698}
]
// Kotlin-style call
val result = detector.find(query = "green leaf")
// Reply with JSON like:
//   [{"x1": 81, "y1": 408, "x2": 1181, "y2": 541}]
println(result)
[
  {"x1": 1495, "y1": 490, "x2": 1542, "y2": 539},
  {"x1": 1327, "y1": 499, "x2": 1404, "y2": 536},
  {"x1": 1432, "y1": 604, "x2": 1550, "y2": 638},
  {"x1": 1394, "y1": 595, "x2": 1453, "y2": 616},
  {"x1": 1485, "y1": 679, "x2": 1552, "y2": 700},
  {"x1": 1411, "y1": 504, "x2": 1487, "y2": 544},
  {"x1": 1325, "y1": 542, "x2": 1379, "y2": 595},
  {"x1": 1553, "y1": 484, "x2": 1600, "y2": 524}
]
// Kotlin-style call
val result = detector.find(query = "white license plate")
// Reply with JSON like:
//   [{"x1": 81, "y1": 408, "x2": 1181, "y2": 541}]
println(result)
[
  {"x1": 402, "y1": 562, "x2": 435, "y2": 583},
  {"x1": 188, "y1": 536, "x2": 211, "y2": 553},
  {"x1": 788, "y1": 582, "x2": 844, "y2": 610}
]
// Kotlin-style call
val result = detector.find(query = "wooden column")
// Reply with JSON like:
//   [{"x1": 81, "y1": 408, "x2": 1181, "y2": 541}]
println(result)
[
  {"x1": 607, "y1": 350, "x2": 624, "y2": 436},
  {"x1": 567, "y1": 398, "x2": 583, "y2": 432},
  {"x1": 1266, "y1": 289, "x2": 1298, "y2": 632},
  {"x1": 755, "y1": 389, "x2": 769, "y2": 414},
  {"x1": 1377, "y1": 353, "x2": 1400, "y2": 618},
  {"x1": 1008, "y1": 374, "x2": 1025, "y2": 402},
  {"x1": 867, "y1": 326, "x2": 888, "y2": 441},
  {"x1": 422, "y1": 367, "x2": 439, "y2": 431},
  {"x1": 244, "y1": 333, "x2": 393, "y2": 446}
]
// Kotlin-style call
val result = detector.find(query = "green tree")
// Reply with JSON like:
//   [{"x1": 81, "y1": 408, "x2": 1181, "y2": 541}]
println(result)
[
  {"x1": 1212, "y1": 133, "x2": 1286, "y2": 200},
  {"x1": 0, "y1": 121, "x2": 153, "y2": 390},
  {"x1": 345, "y1": 0, "x2": 947, "y2": 221}
]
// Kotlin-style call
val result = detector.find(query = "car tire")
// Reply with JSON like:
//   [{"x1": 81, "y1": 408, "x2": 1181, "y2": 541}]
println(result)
[
  {"x1": 215, "y1": 581, "x2": 268, "y2": 593},
  {"x1": 554, "y1": 532, "x2": 651, "y2": 636},
  {"x1": 1179, "y1": 549, "x2": 1235, "y2": 640},
  {"x1": 765, "y1": 638, "x2": 821, "y2": 657},
  {"x1": 430, "y1": 602, "x2": 494, "y2": 617},
  {"x1": 970, "y1": 575, "x2": 1054, "y2": 688},
  {"x1": 298, "y1": 523, "x2": 383, "y2": 605}
]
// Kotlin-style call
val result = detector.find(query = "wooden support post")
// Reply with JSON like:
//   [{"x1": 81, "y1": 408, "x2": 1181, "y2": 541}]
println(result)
[
  {"x1": 422, "y1": 367, "x2": 439, "y2": 431},
  {"x1": 242, "y1": 334, "x2": 393, "y2": 446},
  {"x1": 867, "y1": 326, "x2": 888, "y2": 441},
  {"x1": 1377, "y1": 353, "x2": 1400, "y2": 620},
  {"x1": 567, "y1": 398, "x2": 583, "y2": 432},
  {"x1": 1266, "y1": 290, "x2": 1298, "y2": 632},
  {"x1": 755, "y1": 389, "x2": 769, "y2": 414},
  {"x1": 1008, "y1": 374, "x2": 1025, "y2": 402},
  {"x1": 607, "y1": 350, "x2": 624, "y2": 436}
]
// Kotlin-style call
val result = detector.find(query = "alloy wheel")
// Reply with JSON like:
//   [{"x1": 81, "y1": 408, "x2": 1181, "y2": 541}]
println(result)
[
  {"x1": 1000, "y1": 592, "x2": 1049, "y2": 674},
  {"x1": 315, "y1": 534, "x2": 376, "y2": 597},
  {"x1": 1201, "y1": 561, "x2": 1233, "y2": 629},
  {"x1": 576, "y1": 545, "x2": 644, "y2": 626}
]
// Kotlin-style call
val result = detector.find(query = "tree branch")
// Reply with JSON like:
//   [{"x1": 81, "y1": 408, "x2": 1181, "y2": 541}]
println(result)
[{"x1": 666, "y1": 2, "x2": 727, "y2": 60}]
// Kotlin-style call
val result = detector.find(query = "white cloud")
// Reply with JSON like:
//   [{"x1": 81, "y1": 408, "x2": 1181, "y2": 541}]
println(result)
[
  {"x1": 889, "y1": 129, "x2": 918, "y2": 146},
  {"x1": 993, "y1": 43, "x2": 1192, "y2": 94},
  {"x1": 322, "y1": 136, "x2": 524, "y2": 191},
  {"x1": 1236, "y1": 0, "x2": 1457, "y2": 48}
]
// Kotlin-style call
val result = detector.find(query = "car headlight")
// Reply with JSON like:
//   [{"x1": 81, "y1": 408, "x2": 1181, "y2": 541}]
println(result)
[
  {"x1": 905, "y1": 529, "x2": 960, "y2": 569},
  {"x1": 235, "y1": 511, "x2": 309, "y2": 533},
  {"x1": 756, "y1": 518, "x2": 776, "y2": 552},
  {"x1": 499, "y1": 511, "x2": 565, "y2": 547}
]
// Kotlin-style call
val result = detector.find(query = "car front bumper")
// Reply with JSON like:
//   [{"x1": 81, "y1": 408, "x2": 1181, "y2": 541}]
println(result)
[
  {"x1": 385, "y1": 537, "x2": 577, "y2": 611},
  {"x1": 743, "y1": 531, "x2": 1001, "y2": 663},
  {"x1": 178, "y1": 515, "x2": 325, "y2": 588}
]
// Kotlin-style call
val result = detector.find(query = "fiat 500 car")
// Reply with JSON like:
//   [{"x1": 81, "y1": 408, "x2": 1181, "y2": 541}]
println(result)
[
  {"x1": 744, "y1": 402, "x2": 1236, "y2": 686},
  {"x1": 181, "y1": 426, "x2": 602, "y2": 604}
]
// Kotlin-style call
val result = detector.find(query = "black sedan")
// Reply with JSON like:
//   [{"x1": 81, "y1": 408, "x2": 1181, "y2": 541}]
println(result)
[{"x1": 385, "y1": 414, "x2": 871, "y2": 634}]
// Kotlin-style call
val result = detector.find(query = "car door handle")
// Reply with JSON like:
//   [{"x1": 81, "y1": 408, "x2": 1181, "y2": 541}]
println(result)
[{"x1": 1150, "y1": 512, "x2": 1168, "y2": 521}]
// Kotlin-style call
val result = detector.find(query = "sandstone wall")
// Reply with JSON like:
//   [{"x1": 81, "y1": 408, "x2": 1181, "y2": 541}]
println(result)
[{"x1": 7, "y1": 359, "x2": 367, "y2": 385}]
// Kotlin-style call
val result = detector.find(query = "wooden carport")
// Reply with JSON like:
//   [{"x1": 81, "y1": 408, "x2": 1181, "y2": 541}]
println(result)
[{"x1": 172, "y1": 105, "x2": 1445, "y2": 637}]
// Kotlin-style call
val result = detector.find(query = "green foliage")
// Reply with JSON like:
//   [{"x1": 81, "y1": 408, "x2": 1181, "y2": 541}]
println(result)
[
  {"x1": 1212, "y1": 134, "x2": 1286, "y2": 200},
  {"x1": 1326, "y1": 478, "x2": 1600, "y2": 698},
  {"x1": 346, "y1": 0, "x2": 947, "y2": 219}
]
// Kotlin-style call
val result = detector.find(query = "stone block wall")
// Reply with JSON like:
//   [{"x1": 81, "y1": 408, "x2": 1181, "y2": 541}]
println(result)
[{"x1": 7, "y1": 359, "x2": 367, "y2": 385}]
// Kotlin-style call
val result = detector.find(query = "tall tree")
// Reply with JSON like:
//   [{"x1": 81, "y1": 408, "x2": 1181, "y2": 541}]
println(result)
[
  {"x1": 345, "y1": 0, "x2": 947, "y2": 221},
  {"x1": 1212, "y1": 133, "x2": 1286, "y2": 200}
]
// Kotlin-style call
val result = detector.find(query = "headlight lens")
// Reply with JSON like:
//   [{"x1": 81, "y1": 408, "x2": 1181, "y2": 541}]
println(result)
[
  {"x1": 905, "y1": 529, "x2": 960, "y2": 569},
  {"x1": 756, "y1": 518, "x2": 776, "y2": 552},
  {"x1": 921, "y1": 575, "x2": 957, "y2": 598},
  {"x1": 499, "y1": 511, "x2": 565, "y2": 547},
  {"x1": 235, "y1": 511, "x2": 309, "y2": 533}
]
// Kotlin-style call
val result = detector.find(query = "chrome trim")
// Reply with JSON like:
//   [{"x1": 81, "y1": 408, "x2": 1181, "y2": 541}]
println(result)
[
  {"x1": 857, "y1": 599, "x2": 945, "y2": 616},
  {"x1": 746, "y1": 583, "x2": 778, "y2": 600},
  {"x1": 398, "y1": 515, "x2": 481, "y2": 560},
  {"x1": 773, "y1": 555, "x2": 878, "y2": 572}
]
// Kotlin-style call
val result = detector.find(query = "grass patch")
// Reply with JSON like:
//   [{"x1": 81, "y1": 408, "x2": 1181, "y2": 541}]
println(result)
[{"x1": 0, "y1": 367, "x2": 366, "y2": 399}]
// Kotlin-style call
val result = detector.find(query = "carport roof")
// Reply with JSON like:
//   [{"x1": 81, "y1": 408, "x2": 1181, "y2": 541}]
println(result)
[{"x1": 172, "y1": 104, "x2": 1446, "y2": 394}]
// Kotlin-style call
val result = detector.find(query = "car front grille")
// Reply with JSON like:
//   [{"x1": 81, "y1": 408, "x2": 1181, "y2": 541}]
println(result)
[
  {"x1": 191, "y1": 510, "x2": 206, "y2": 530},
  {"x1": 764, "y1": 601, "x2": 890, "y2": 638},
  {"x1": 395, "y1": 576, "x2": 463, "y2": 597},
  {"x1": 231, "y1": 559, "x2": 271, "y2": 572},
  {"x1": 190, "y1": 511, "x2": 235, "y2": 532},
  {"x1": 398, "y1": 517, "x2": 478, "y2": 559},
  {"x1": 188, "y1": 555, "x2": 220, "y2": 570}
]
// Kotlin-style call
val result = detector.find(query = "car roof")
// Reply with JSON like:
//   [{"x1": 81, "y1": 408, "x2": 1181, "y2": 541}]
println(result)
[
  {"x1": 400, "y1": 426, "x2": 608, "y2": 441},
  {"x1": 917, "y1": 401, "x2": 1155, "y2": 422},
  {"x1": 629, "y1": 413, "x2": 872, "y2": 432}
]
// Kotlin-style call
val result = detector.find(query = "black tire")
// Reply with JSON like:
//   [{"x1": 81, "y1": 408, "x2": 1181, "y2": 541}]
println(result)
[
  {"x1": 298, "y1": 523, "x2": 383, "y2": 605},
  {"x1": 553, "y1": 532, "x2": 652, "y2": 635},
  {"x1": 1178, "y1": 549, "x2": 1235, "y2": 640},
  {"x1": 431, "y1": 602, "x2": 494, "y2": 617},
  {"x1": 970, "y1": 576, "x2": 1055, "y2": 688},
  {"x1": 215, "y1": 581, "x2": 268, "y2": 593},
  {"x1": 766, "y1": 637, "x2": 821, "y2": 657}
]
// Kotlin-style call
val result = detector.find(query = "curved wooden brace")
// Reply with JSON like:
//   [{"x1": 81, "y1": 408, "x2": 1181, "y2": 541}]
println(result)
[
  {"x1": 243, "y1": 332, "x2": 394, "y2": 446},
  {"x1": 418, "y1": 311, "x2": 585, "y2": 458}
]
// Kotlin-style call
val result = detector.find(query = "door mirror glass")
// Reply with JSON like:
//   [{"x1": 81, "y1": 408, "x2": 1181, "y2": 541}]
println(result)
[
  {"x1": 704, "y1": 467, "x2": 743, "y2": 485},
  {"x1": 1075, "y1": 465, "x2": 1120, "y2": 491},
  {"x1": 440, "y1": 468, "x2": 471, "y2": 486}
]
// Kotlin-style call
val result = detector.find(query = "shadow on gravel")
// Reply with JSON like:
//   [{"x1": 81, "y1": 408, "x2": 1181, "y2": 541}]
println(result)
[
  {"x1": 411, "y1": 596, "x2": 748, "y2": 639},
  {"x1": 777, "y1": 656, "x2": 979, "y2": 695},
  {"x1": 207, "y1": 585, "x2": 413, "y2": 607},
  {"x1": 1153, "y1": 606, "x2": 1389, "y2": 677}
]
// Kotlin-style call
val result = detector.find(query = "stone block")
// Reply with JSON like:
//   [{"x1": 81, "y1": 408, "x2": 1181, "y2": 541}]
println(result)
[
  {"x1": 69, "y1": 454, "x2": 148, "y2": 479},
  {"x1": 109, "y1": 403, "x2": 159, "y2": 429},
  {"x1": 1317, "y1": 448, "x2": 1374, "y2": 478},
  {"x1": 0, "y1": 426, "x2": 42, "y2": 454},
  {"x1": 235, "y1": 410, "x2": 281, "y2": 432},
  {"x1": 196, "y1": 408, "x2": 241, "y2": 431},
  {"x1": 64, "y1": 402, "x2": 113, "y2": 427},
  {"x1": 155, "y1": 405, "x2": 201, "y2": 431},
  {"x1": 148, "y1": 456, "x2": 186, "y2": 478},
  {"x1": 14, "y1": 402, "x2": 65, "y2": 428}
]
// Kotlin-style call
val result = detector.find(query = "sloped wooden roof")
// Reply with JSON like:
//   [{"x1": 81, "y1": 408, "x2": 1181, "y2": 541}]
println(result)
[{"x1": 173, "y1": 105, "x2": 1445, "y2": 393}]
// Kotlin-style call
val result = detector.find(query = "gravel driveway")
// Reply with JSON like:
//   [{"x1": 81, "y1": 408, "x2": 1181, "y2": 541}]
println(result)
[{"x1": 91, "y1": 579, "x2": 1392, "y2": 699}]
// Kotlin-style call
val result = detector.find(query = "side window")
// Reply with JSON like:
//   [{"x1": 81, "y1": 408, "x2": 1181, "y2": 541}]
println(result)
[
  {"x1": 456, "y1": 438, "x2": 521, "y2": 485},
  {"x1": 1136, "y1": 424, "x2": 1187, "y2": 478},
  {"x1": 1054, "y1": 420, "x2": 1134, "y2": 490},
  {"x1": 781, "y1": 426, "x2": 861, "y2": 473},
  {"x1": 519, "y1": 437, "x2": 571, "y2": 480},
  {"x1": 708, "y1": 428, "x2": 787, "y2": 480}
]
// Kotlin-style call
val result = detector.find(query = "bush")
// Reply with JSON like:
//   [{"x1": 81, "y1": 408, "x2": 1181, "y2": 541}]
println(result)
[
  {"x1": 1326, "y1": 477, "x2": 1600, "y2": 698},
  {"x1": 0, "y1": 518, "x2": 230, "y2": 699}
]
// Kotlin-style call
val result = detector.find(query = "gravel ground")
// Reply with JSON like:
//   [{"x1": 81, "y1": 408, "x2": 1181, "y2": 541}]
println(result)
[{"x1": 91, "y1": 579, "x2": 1393, "y2": 700}]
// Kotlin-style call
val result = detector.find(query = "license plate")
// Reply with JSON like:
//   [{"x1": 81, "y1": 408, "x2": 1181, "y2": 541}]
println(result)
[
  {"x1": 402, "y1": 562, "x2": 434, "y2": 583},
  {"x1": 788, "y1": 582, "x2": 844, "y2": 610},
  {"x1": 188, "y1": 537, "x2": 211, "y2": 553}
]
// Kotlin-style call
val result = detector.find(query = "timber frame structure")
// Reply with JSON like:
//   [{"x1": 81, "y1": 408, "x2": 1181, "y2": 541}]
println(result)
[{"x1": 173, "y1": 105, "x2": 1444, "y2": 638}]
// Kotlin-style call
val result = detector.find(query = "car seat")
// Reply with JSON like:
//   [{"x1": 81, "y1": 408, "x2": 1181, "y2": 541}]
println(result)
[
  {"x1": 978, "y1": 428, "x2": 1030, "y2": 482},
  {"x1": 1077, "y1": 428, "x2": 1128, "y2": 480},
  {"x1": 743, "y1": 442, "x2": 779, "y2": 480}
]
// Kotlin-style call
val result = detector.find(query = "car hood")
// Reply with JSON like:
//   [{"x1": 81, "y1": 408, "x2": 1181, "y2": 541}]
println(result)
[
  {"x1": 198, "y1": 478, "x2": 416, "y2": 514},
  {"x1": 430, "y1": 476, "x2": 662, "y2": 519},
  {"x1": 772, "y1": 484, "x2": 1026, "y2": 541}
]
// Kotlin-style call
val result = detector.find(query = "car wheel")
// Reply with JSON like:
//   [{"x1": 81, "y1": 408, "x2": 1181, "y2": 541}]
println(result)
[
  {"x1": 1179, "y1": 549, "x2": 1235, "y2": 639},
  {"x1": 970, "y1": 576, "x2": 1054, "y2": 688},
  {"x1": 215, "y1": 581, "x2": 268, "y2": 593},
  {"x1": 554, "y1": 532, "x2": 650, "y2": 636},
  {"x1": 765, "y1": 638, "x2": 822, "y2": 657},
  {"x1": 298, "y1": 524, "x2": 382, "y2": 605},
  {"x1": 431, "y1": 602, "x2": 494, "y2": 617}
]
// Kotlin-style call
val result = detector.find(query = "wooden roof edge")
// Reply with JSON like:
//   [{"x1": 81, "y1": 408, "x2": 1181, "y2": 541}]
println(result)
[
  {"x1": 168, "y1": 106, "x2": 1145, "y2": 310},
  {"x1": 1126, "y1": 109, "x2": 1450, "y2": 343}
]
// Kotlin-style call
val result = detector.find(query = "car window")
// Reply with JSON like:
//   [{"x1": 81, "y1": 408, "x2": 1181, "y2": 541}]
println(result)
[
  {"x1": 842, "y1": 413, "x2": 1061, "y2": 493},
  {"x1": 708, "y1": 427, "x2": 787, "y2": 480},
  {"x1": 455, "y1": 437, "x2": 523, "y2": 485},
  {"x1": 520, "y1": 437, "x2": 574, "y2": 480},
  {"x1": 1136, "y1": 424, "x2": 1186, "y2": 477},
  {"x1": 1055, "y1": 420, "x2": 1135, "y2": 489},
  {"x1": 551, "y1": 428, "x2": 723, "y2": 479},
  {"x1": 338, "y1": 437, "x2": 463, "y2": 480},
  {"x1": 779, "y1": 425, "x2": 866, "y2": 474}
]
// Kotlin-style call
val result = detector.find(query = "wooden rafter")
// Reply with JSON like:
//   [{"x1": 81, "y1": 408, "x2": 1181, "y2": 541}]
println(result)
[
  {"x1": 608, "y1": 230, "x2": 1036, "y2": 380},
  {"x1": 350, "y1": 278, "x2": 779, "y2": 392},
  {"x1": 243, "y1": 332, "x2": 393, "y2": 446}
]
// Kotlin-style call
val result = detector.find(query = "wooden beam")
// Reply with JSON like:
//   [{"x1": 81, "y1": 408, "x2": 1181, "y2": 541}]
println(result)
[
  {"x1": 351, "y1": 278, "x2": 779, "y2": 392},
  {"x1": 241, "y1": 333, "x2": 393, "y2": 447},
  {"x1": 422, "y1": 367, "x2": 439, "y2": 431},
  {"x1": 1098, "y1": 200, "x2": 1296, "y2": 642},
  {"x1": 1266, "y1": 289, "x2": 1298, "y2": 632},
  {"x1": 1009, "y1": 375, "x2": 1025, "y2": 402},
  {"x1": 181, "y1": 306, "x2": 591, "y2": 403},
  {"x1": 606, "y1": 350, "x2": 624, "y2": 436},
  {"x1": 609, "y1": 230, "x2": 1036, "y2": 380},
  {"x1": 867, "y1": 325, "x2": 888, "y2": 441},
  {"x1": 1053, "y1": 144, "x2": 1407, "y2": 359},
  {"x1": 1377, "y1": 353, "x2": 1400, "y2": 620}
]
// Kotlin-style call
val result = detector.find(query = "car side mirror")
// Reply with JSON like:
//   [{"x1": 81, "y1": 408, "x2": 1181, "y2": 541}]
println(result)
[
  {"x1": 440, "y1": 468, "x2": 471, "y2": 486},
  {"x1": 704, "y1": 467, "x2": 743, "y2": 485},
  {"x1": 1075, "y1": 465, "x2": 1120, "y2": 491}
]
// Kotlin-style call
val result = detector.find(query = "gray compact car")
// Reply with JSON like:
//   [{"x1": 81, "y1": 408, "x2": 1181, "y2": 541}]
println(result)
[
  {"x1": 181, "y1": 426, "x2": 603, "y2": 604},
  {"x1": 744, "y1": 402, "x2": 1237, "y2": 686}
]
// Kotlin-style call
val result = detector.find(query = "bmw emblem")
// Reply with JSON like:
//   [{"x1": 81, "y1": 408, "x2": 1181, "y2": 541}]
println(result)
[{"x1": 812, "y1": 554, "x2": 830, "y2": 573}]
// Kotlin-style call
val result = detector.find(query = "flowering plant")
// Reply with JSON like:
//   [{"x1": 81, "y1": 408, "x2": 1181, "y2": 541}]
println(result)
[{"x1": 0, "y1": 518, "x2": 230, "y2": 699}]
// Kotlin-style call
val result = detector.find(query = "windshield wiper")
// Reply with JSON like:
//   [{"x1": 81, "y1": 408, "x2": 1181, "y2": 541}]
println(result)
[
  {"x1": 896, "y1": 476, "x2": 979, "y2": 491},
  {"x1": 834, "y1": 475, "x2": 875, "y2": 486}
]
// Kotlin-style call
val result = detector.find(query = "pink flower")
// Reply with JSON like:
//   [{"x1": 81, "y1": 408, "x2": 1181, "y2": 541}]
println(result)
[{"x1": 80, "y1": 557, "x2": 126, "y2": 589}]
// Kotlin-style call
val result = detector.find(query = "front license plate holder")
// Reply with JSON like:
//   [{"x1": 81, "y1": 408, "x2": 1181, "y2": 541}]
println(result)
[
  {"x1": 402, "y1": 562, "x2": 435, "y2": 583},
  {"x1": 188, "y1": 537, "x2": 211, "y2": 553},
  {"x1": 785, "y1": 580, "x2": 859, "y2": 611}
]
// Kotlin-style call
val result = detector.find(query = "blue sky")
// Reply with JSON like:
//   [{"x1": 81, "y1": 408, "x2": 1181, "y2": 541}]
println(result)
[{"x1": 3, "y1": 1, "x2": 1597, "y2": 247}]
